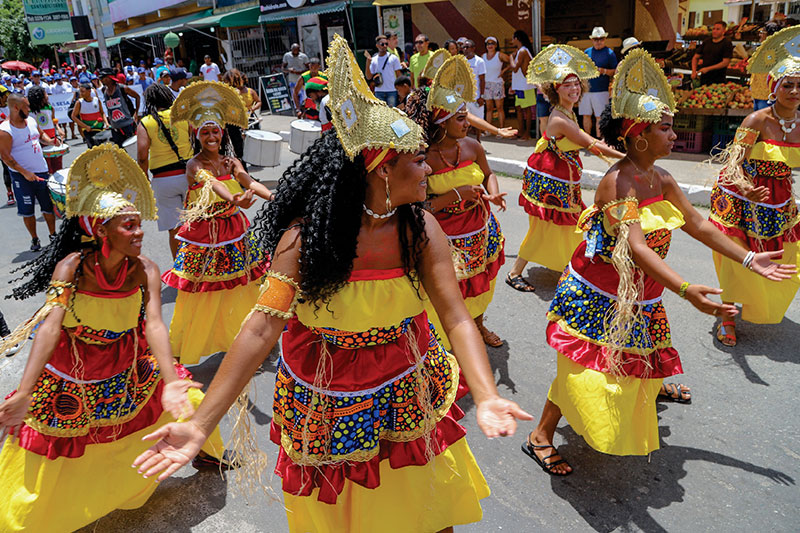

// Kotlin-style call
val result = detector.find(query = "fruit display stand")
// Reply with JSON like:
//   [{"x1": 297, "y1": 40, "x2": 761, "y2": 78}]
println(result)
[{"x1": 672, "y1": 83, "x2": 752, "y2": 154}]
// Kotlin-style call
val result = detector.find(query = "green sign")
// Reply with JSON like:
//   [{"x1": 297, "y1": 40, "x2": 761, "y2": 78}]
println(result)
[{"x1": 23, "y1": 0, "x2": 74, "y2": 45}]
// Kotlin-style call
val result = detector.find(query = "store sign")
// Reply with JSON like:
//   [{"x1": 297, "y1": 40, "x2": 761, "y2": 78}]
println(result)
[
  {"x1": 260, "y1": 0, "x2": 337, "y2": 12},
  {"x1": 259, "y1": 73, "x2": 295, "y2": 115},
  {"x1": 107, "y1": 0, "x2": 184, "y2": 23},
  {"x1": 23, "y1": 0, "x2": 73, "y2": 45}
]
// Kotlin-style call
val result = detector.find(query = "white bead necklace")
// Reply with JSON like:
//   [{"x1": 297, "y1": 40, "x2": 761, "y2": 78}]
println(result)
[
  {"x1": 363, "y1": 204, "x2": 396, "y2": 219},
  {"x1": 772, "y1": 106, "x2": 798, "y2": 141}
]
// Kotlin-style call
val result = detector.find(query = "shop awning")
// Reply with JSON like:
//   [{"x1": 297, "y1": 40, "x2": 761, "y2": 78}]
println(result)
[
  {"x1": 258, "y1": 1, "x2": 348, "y2": 23},
  {"x1": 372, "y1": 0, "x2": 435, "y2": 4},
  {"x1": 189, "y1": 6, "x2": 261, "y2": 28},
  {"x1": 92, "y1": 9, "x2": 213, "y2": 47}
]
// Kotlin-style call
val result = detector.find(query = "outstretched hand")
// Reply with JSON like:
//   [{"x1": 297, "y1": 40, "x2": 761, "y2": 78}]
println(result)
[
  {"x1": 476, "y1": 397, "x2": 533, "y2": 438},
  {"x1": 132, "y1": 421, "x2": 207, "y2": 482},
  {"x1": 685, "y1": 284, "x2": 738, "y2": 317},
  {"x1": 231, "y1": 190, "x2": 255, "y2": 209},
  {"x1": 483, "y1": 192, "x2": 507, "y2": 211},
  {"x1": 751, "y1": 250, "x2": 797, "y2": 281},
  {"x1": 496, "y1": 127, "x2": 518, "y2": 139}
]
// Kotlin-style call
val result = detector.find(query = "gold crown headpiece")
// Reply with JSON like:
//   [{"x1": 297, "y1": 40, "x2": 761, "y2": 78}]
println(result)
[
  {"x1": 326, "y1": 34, "x2": 424, "y2": 160},
  {"x1": 611, "y1": 49, "x2": 676, "y2": 124},
  {"x1": 427, "y1": 54, "x2": 476, "y2": 119},
  {"x1": 748, "y1": 25, "x2": 800, "y2": 83},
  {"x1": 420, "y1": 49, "x2": 452, "y2": 82},
  {"x1": 526, "y1": 44, "x2": 598, "y2": 86},
  {"x1": 66, "y1": 143, "x2": 157, "y2": 220},
  {"x1": 170, "y1": 80, "x2": 249, "y2": 131}
]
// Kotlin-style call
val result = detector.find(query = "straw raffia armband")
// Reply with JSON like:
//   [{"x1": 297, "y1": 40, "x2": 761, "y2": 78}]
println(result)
[
  {"x1": 250, "y1": 271, "x2": 300, "y2": 320},
  {"x1": 0, "y1": 281, "x2": 76, "y2": 357},
  {"x1": 45, "y1": 280, "x2": 76, "y2": 309},
  {"x1": 601, "y1": 197, "x2": 640, "y2": 232}
]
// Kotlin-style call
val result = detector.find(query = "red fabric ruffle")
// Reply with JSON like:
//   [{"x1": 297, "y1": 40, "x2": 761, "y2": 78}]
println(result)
[
  {"x1": 546, "y1": 321, "x2": 683, "y2": 379},
  {"x1": 161, "y1": 260, "x2": 269, "y2": 293},
  {"x1": 518, "y1": 195, "x2": 583, "y2": 225},
  {"x1": 526, "y1": 146, "x2": 582, "y2": 181},
  {"x1": 709, "y1": 219, "x2": 800, "y2": 253},
  {"x1": 459, "y1": 249, "x2": 504, "y2": 300},
  {"x1": 283, "y1": 313, "x2": 433, "y2": 391},
  {"x1": 570, "y1": 242, "x2": 666, "y2": 300},
  {"x1": 271, "y1": 402, "x2": 467, "y2": 504}
]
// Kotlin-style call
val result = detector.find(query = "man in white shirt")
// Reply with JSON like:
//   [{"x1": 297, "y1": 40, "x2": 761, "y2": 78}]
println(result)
[
  {"x1": 282, "y1": 43, "x2": 309, "y2": 94},
  {"x1": 25, "y1": 71, "x2": 49, "y2": 96},
  {"x1": 199, "y1": 55, "x2": 221, "y2": 82},
  {"x1": 169, "y1": 69, "x2": 191, "y2": 98},
  {"x1": 51, "y1": 74, "x2": 71, "y2": 95},
  {"x1": 463, "y1": 40, "x2": 486, "y2": 120},
  {"x1": 365, "y1": 35, "x2": 403, "y2": 107}
]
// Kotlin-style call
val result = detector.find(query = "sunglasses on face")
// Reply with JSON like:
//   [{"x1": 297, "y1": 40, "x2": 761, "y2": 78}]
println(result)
[
  {"x1": 378, "y1": 42, "x2": 388, "y2": 46},
  {"x1": 415, "y1": 40, "x2": 425, "y2": 44}
]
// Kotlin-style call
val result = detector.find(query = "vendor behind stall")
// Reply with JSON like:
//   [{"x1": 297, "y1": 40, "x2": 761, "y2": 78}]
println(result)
[{"x1": 692, "y1": 21, "x2": 733, "y2": 85}]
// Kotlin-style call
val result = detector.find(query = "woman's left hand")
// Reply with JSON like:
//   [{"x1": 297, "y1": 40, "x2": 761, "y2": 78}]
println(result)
[
  {"x1": 496, "y1": 127, "x2": 518, "y2": 139},
  {"x1": 483, "y1": 192, "x2": 508, "y2": 211},
  {"x1": 476, "y1": 397, "x2": 533, "y2": 438},
  {"x1": 161, "y1": 380, "x2": 203, "y2": 420},
  {"x1": 751, "y1": 250, "x2": 798, "y2": 281}
]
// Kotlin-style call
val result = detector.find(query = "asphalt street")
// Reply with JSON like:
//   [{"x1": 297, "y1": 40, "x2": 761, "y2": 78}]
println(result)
[{"x1": 0, "y1": 136, "x2": 797, "y2": 533}]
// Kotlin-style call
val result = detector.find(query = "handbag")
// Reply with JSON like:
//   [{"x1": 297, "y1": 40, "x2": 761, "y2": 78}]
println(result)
[{"x1": 371, "y1": 55, "x2": 390, "y2": 87}]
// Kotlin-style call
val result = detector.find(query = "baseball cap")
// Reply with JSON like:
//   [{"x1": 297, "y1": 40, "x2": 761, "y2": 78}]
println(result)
[
  {"x1": 65, "y1": 69, "x2": 72, "y2": 75},
  {"x1": 32, "y1": 70, "x2": 40, "y2": 76},
  {"x1": 170, "y1": 69, "x2": 192, "y2": 81},
  {"x1": 70, "y1": 76, "x2": 77, "y2": 81},
  {"x1": 125, "y1": 57, "x2": 133, "y2": 63},
  {"x1": 154, "y1": 58, "x2": 164, "y2": 65},
  {"x1": 139, "y1": 60, "x2": 146, "y2": 65},
  {"x1": 137, "y1": 67, "x2": 145, "y2": 74}
]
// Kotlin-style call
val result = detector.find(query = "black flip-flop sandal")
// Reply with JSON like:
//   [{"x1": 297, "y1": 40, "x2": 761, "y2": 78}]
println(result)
[
  {"x1": 521, "y1": 440, "x2": 572, "y2": 476},
  {"x1": 505, "y1": 273, "x2": 535, "y2": 292},
  {"x1": 658, "y1": 382, "x2": 692, "y2": 404},
  {"x1": 192, "y1": 450, "x2": 242, "y2": 470}
]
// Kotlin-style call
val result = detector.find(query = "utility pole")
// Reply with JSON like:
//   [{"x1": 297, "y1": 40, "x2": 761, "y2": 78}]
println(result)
[{"x1": 88, "y1": 0, "x2": 110, "y2": 68}]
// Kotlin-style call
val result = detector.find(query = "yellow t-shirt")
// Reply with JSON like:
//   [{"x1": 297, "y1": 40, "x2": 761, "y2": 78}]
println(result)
[{"x1": 141, "y1": 111, "x2": 193, "y2": 171}]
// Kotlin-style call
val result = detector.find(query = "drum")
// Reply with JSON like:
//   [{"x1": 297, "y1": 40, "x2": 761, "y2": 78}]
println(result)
[
  {"x1": 243, "y1": 130, "x2": 282, "y2": 167},
  {"x1": 42, "y1": 143, "x2": 69, "y2": 159},
  {"x1": 289, "y1": 119, "x2": 321, "y2": 155},
  {"x1": 122, "y1": 135, "x2": 138, "y2": 160},
  {"x1": 48, "y1": 169, "x2": 68, "y2": 218}
]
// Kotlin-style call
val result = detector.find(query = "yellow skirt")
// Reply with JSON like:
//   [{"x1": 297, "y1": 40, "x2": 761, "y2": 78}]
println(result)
[
  {"x1": 283, "y1": 437, "x2": 489, "y2": 533},
  {"x1": 518, "y1": 216, "x2": 582, "y2": 273},
  {"x1": 713, "y1": 238, "x2": 800, "y2": 324},
  {"x1": 548, "y1": 353, "x2": 663, "y2": 456},
  {"x1": 0, "y1": 386, "x2": 224, "y2": 533},
  {"x1": 170, "y1": 281, "x2": 261, "y2": 364}
]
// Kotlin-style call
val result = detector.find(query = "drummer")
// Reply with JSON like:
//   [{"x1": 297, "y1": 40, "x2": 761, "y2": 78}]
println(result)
[
  {"x1": 71, "y1": 83, "x2": 109, "y2": 148},
  {"x1": 136, "y1": 83, "x2": 193, "y2": 258},
  {"x1": 27, "y1": 86, "x2": 65, "y2": 174}
]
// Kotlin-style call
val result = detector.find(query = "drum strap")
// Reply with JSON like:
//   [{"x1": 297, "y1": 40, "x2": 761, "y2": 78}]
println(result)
[{"x1": 152, "y1": 111, "x2": 187, "y2": 166}]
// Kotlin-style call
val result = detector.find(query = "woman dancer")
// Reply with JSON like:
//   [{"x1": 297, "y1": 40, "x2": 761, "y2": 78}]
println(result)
[
  {"x1": 134, "y1": 36, "x2": 531, "y2": 532},
  {"x1": 506, "y1": 45, "x2": 623, "y2": 292},
  {"x1": 709, "y1": 25, "x2": 800, "y2": 346},
  {"x1": 28, "y1": 86, "x2": 65, "y2": 174},
  {"x1": 521, "y1": 51, "x2": 795, "y2": 475},
  {"x1": 136, "y1": 83, "x2": 194, "y2": 258},
  {"x1": 162, "y1": 81, "x2": 273, "y2": 365},
  {"x1": 0, "y1": 144, "x2": 227, "y2": 531},
  {"x1": 407, "y1": 54, "x2": 507, "y2": 347}
]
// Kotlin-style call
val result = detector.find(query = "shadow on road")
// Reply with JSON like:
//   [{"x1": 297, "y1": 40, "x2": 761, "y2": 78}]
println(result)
[
  {"x1": 708, "y1": 317, "x2": 800, "y2": 385},
  {"x1": 524, "y1": 265, "x2": 562, "y2": 302},
  {"x1": 543, "y1": 412, "x2": 794, "y2": 532}
]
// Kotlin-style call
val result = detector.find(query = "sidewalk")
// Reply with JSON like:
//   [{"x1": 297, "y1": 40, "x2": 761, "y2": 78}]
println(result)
[{"x1": 250, "y1": 112, "x2": 797, "y2": 205}]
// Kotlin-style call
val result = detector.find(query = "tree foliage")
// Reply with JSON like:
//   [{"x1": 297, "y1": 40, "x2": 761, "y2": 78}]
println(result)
[{"x1": 0, "y1": 0, "x2": 53, "y2": 63}]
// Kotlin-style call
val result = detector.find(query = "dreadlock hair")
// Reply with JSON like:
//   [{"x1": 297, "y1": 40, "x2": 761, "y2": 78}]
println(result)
[
  {"x1": 143, "y1": 83, "x2": 185, "y2": 163},
  {"x1": 404, "y1": 88, "x2": 445, "y2": 145},
  {"x1": 599, "y1": 102, "x2": 629, "y2": 153},
  {"x1": 249, "y1": 131, "x2": 429, "y2": 306},
  {"x1": 27, "y1": 85, "x2": 48, "y2": 113},
  {"x1": 7, "y1": 217, "x2": 95, "y2": 300}
]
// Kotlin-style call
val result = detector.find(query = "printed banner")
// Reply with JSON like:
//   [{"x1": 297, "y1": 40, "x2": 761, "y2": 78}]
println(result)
[
  {"x1": 50, "y1": 91, "x2": 74, "y2": 124},
  {"x1": 381, "y1": 7, "x2": 404, "y2": 52},
  {"x1": 23, "y1": 0, "x2": 73, "y2": 45},
  {"x1": 107, "y1": 0, "x2": 183, "y2": 23}
]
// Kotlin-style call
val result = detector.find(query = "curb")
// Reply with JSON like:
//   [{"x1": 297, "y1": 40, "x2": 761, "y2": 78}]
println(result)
[{"x1": 486, "y1": 155, "x2": 713, "y2": 206}]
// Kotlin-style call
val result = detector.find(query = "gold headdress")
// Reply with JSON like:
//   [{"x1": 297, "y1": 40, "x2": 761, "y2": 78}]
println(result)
[
  {"x1": 66, "y1": 143, "x2": 157, "y2": 220},
  {"x1": 748, "y1": 25, "x2": 800, "y2": 82},
  {"x1": 611, "y1": 48, "x2": 676, "y2": 125},
  {"x1": 427, "y1": 54, "x2": 476, "y2": 122},
  {"x1": 526, "y1": 44, "x2": 598, "y2": 85},
  {"x1": 326, "y1": 34, "x2": 423, "y2": 162},
  {"x1": 170, "y1": 80, "x2": 249, "y2": 131},
  {"x1": 420, "y1": 48, "x2": 452, "y2": 82}
]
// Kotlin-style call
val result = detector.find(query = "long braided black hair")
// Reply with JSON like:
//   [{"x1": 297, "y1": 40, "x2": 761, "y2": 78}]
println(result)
[
  {"x1": 7, "y1": 217, "x2": 95, "y2": 300},
  {"x1": 27, "y1": 85, "x2": 48, "y2": 114},
  {"x1": 143, "y1": 83, "x2": 187, "y2": 163},
  {"x1": 249, "y1": 131, "x2": 428, "y2": 306}
]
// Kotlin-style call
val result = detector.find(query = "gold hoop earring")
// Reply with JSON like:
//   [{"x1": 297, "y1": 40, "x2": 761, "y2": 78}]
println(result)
[
  {"x1": 385, "y1": 178, "x2": 392, "y2": 212},
  {"x1": 635, "y1": 137, "x2": 649, "y2": 152}
]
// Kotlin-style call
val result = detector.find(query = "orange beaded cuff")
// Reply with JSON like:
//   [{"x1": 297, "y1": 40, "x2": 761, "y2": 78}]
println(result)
[
  {"x1": 734, "y1": 126, "x2": 759, "y2": 148},
  {"x1": 252, "y1": 271, "x2": 300, "y2": 320},
  {"x1": 45, "y1": 281, "x2": 75, "y2": 310},
  {"x1": 602, "y1": 197, "x2": 640, "y2": 231}
]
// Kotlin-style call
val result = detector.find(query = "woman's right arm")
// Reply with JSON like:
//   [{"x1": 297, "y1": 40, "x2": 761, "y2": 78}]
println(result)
[
  {"x1": 0, "y1": 255, "x2": 78, "y2": 435},
  {"x1": 550, "y1": 114, "x2": 624, "y2": 159},
  {"x1": 134, "y1": 228, "x2": 303, "y2": 480}
]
